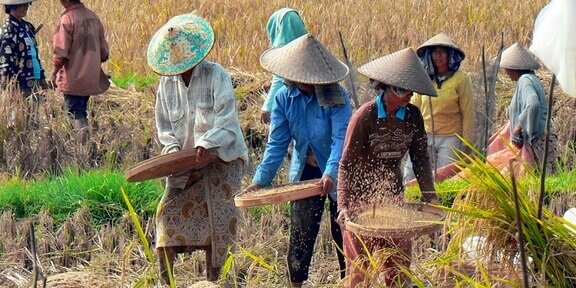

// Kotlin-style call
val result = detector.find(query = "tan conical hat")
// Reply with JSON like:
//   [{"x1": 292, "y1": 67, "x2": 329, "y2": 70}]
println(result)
[
  {"x1": 500, "y1": 43, "x2": 540, "y2": 70},
  {"x1": 358, "y1": 48, "x2": 438, "y2": 96},
  {"x1": 416, "y1": 32, "x2": 465, "y2": 59},
  {"x1": 260, "y1": 33, "x2": 349, "y2": 85},
  {"x1": 0, "y1": 0, "x2": 36, "y2": 4}
]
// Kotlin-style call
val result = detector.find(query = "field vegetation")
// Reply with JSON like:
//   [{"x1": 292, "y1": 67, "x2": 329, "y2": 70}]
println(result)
[{"x1": 2, "y1": 0, "x2": 576, "y2": 287}]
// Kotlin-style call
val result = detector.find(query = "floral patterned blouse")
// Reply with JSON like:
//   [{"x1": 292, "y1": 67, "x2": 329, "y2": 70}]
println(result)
[{"x1": 0, "y1": 15, "x2": 45, "y2": 92}]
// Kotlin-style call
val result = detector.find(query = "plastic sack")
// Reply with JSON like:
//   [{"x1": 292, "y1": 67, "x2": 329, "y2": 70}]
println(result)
[{"x1": 530, "y1": 0, "x2": 576, "y2": 97}]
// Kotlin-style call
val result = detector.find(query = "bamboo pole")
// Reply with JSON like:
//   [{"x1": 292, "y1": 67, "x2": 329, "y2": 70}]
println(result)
[
  {"x1": 510, "y1": 160, "x2": 530, "y2": 288},
  {"x1": 537, "y1": 75, "x2": 556, "y2": 220},
  {"x1": 338, "y1": 31, "x2": 360, "y2": 110}
]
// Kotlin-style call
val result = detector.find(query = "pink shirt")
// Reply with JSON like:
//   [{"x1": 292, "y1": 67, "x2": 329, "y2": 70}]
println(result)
[{"x1": 52, "y1": 3, "x2": 110, "y2": 96}]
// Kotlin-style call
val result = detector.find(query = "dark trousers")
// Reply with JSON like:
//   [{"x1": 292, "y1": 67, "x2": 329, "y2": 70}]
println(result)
[
  {"x1": 64, "y1": 94, "x2": 90, "y2": 119},
  {"x1": 288, "y1": 164, "x2": 346, "y2": 283}
]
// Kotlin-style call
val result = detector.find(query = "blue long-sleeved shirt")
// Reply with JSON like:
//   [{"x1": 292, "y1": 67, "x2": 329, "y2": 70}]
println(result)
[
  {"x1": 252, "y1": 84, "x2": 352, "y2": 200},
  {"x1": 509, "y1": 73, "x2": 547, "y2": 144}
]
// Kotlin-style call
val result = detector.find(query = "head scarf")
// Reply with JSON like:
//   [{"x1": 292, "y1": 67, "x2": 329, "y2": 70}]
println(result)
[
  {"x1": 419, "y1": 46, "x2": 465, "y2": 77},
  {"x1": 266, "y1": 8, "x2": 307, "y2": 48}
]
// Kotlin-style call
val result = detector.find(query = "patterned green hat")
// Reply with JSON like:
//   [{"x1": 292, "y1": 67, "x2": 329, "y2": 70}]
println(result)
[{"x1": 147, "y1": 13, "x2": 214, "y2": 76}]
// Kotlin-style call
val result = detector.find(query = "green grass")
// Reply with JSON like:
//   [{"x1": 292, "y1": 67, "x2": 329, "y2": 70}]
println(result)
[
  {"x1": 0, "y1": 169, "x2": 163, "y2": 225},
  {"x1": 111, "y1": 72, "x2": 159, "y2": 91},
  {"x1": 406, "y1": 167, "x2": 576, "y2": 208}
]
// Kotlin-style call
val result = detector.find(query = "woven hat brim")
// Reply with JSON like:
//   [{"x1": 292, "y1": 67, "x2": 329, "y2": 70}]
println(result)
[
  {"x1": 499, "y1": 43, "x2": 540, "y2": 70},
  {"x1": 358, "y1": 48, "x2": 438, "y2": 97},
  {"x1": 259, "y1": 34, "x2": 349, "y2": 85},
  {"x1": 0, "y1": 0, "x2": 36, "y2": 4},
  {"x1": 147, "y1": 15, "x2": 215, "y2": 76},
  {"x1": 416, "y1": 33, "x2": 465, "y2": 59}
]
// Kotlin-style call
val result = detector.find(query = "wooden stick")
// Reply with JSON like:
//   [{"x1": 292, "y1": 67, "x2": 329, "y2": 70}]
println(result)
[
  {"x1": 29, "y1": 221, "x2": 39, "y2": 288},
  {"x1": 34, "y1": 24, "x2": 43, "y2": 35},
  {"x1": 338, "y1": 31, "x2": 360, "y2": 109},
  {"x1": 537, "y1": 74, "x2": 556, "y2": 220},
  {"x1": 483, "y1": 33, "x2": 505, "y2": 157},
  {"x1": 510, "y1": 160, "x2": 530, "y2": 288}
]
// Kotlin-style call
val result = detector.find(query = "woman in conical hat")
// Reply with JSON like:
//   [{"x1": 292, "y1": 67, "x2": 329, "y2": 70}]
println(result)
[
  {"x1": 244, "y1": 33, "x2": 352, "y2": 287},
  {"x1": 404, "y1": 32, "x2": 475, "y2": 183},
  {"x1": 260, "y1": 7, "x2": 308, "y2": 124},
  {"x1": 148, "y1": 13, "x2": 248, "y2": 285},
  {"x1": 337, "y1": 48, "x2": 440, "y2": 287},
  {"x1": 499, "y1": 43, "x2": 558, "y2": 173}
]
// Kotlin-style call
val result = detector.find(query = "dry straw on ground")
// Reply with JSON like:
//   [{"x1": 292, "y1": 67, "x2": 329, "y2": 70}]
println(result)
[{"x1": 2, "y1": 0, "x2": 576, "y2": 287}]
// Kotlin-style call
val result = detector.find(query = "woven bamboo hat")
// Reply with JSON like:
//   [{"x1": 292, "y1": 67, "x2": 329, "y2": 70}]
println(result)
[
  {"x1": 0, "y1": 0, "x2": 36, "y2": 4},
  {"x1": 416, "y1": 32, "x2": 465, "y2": 59},
  {"x1": 260, "y1": 33, "x2": 349, "y2": 84},
  {"x1": 358, "y1": 48, "x2": 438, "y2": 96},
  {"x1": 147, "y1": 13, "x2": 214, "y2": 76},
  {"x1": 500, "y1": 43, "x2": 540, "y2": 70}
]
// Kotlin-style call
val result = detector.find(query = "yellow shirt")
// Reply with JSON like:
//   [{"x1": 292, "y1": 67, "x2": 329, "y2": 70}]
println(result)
[{"x1": 411, "y1": 71, "x2": 474, "y2": 143}]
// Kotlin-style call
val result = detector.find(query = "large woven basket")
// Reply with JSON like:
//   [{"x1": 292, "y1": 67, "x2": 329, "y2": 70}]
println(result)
[
  {"x1": 345, "y1": 203, "x2": 445, "y2": 239},
  {"x1": 124, "y1": 148, "x2": 217, "y2": 182},
  {"x1": 235, "y1": 180, "x2": 323, "y2": 207}
]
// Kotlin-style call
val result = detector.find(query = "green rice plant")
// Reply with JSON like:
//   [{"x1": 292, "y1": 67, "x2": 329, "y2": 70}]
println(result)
[
  {"x1": 433, "y1": 150, "x2": 576, "y2": 287},
  {"x1": 0, "y1": 169, "x2": 163, "y2": 225}
]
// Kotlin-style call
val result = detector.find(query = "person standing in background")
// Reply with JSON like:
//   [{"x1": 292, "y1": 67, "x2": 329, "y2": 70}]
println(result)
[
  {"x1": 499, "y1": 43, "x2": 558, "y2": 173},
  {"x1": 404, "y1": 32, "x2": 474, "y2": 182},
  {"x1": 0, "y1": 0, "x2": 48, "y2": 126},
  {"x1": 260, "y1": 7, "x2": 307, "y2": 124},
  {"x1": 51, "y1": 0, "x2": 109, "y2": 144}
]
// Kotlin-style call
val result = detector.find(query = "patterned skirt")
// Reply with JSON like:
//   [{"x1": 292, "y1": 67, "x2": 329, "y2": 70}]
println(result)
[{"x1": 155, "y1": 159, "x2": 244, "y2": 266}]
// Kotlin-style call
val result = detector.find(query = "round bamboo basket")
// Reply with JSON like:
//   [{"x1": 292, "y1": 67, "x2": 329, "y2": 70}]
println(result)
[
  {"x1": 235, "y1": 180, "x2": 323, "y2": 207},
  {"x1": 345, "y1": 203, "x2": 445, "y2": 238},
  {"x1": 124, "y1": 148, "x2": 217, "y2": 182}
]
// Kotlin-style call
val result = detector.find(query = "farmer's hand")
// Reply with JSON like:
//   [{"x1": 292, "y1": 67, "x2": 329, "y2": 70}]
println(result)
[
  {"x1": 196, "y1": 146, "x2": 214, "y2": 162},
  {"x1": 244, "y1": 183, "x2": 262, "y2": 192},
  {"x1": 260, "y1": 111, "x2": 270, "y2": 124},
  {"x1": 318, "y1": 175, "x2": 335, "y2": 196},
  {"x1": 512, "y1": 138, "x2": 523, "y2": 150},
  {"x1": 336, "y1": 209, "x2": 350, "y2": 228}
]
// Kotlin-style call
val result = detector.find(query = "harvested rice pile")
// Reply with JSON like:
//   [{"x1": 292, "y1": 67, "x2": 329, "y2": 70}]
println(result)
[
  {"x1": 353, "y1": 205, "x2": 441, "y2": 230},
  {"x1": 46, "y1": 271, "x2": 115, "y2": 288}
]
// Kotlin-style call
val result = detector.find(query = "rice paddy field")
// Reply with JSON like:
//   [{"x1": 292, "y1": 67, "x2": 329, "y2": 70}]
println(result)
[{"x1": 2, "y1": 0, "x2": 576, "y2": 287}]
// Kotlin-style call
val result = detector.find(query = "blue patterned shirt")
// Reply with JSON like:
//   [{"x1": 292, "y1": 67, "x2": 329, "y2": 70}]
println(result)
[{"x1": 0, "y1": 15, "x2": 45, "y2": 92}]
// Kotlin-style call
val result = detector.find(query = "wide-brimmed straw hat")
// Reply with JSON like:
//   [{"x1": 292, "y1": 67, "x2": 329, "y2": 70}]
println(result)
[
  {"x1": 147, "y1": 13, "x2": 214, "y2": 76},
  {"x1": 499, "y1": 43, "x2": 540, "y2": 70},
  {"x1": 260, "y1": 33, "x2": 349, "y2": 85},
  {"x1": 358, "y1": 48, "x2": 438, "y2": 96},
  {"x1": 0, "y1": 0, "x2": 36, "y2": 4},
  {"x1": 416, "y1": 32, "x2": 465, "y2": 59}
]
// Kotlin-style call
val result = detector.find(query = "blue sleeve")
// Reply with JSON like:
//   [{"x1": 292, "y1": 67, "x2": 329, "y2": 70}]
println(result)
[
  {"x1": 253, "y1": 87, "x2": 292, "y2": 186},
  {"x1": 0, "y1": 32, "x2": 17, "y2": 79},
  {"x1": 324, "y1": 91, "x2": 353, "y2": 180},
  {"x1": 517, "y1": 79, "x2": 540, "y2": 141},
  {"x1": 262, "y1": 75, "x2": 284, "y2": 112}
]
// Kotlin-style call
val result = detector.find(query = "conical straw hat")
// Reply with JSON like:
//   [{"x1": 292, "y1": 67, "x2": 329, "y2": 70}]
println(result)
[
  {"x1": 147, "y1": 13, "x2": 214, "y2": 76},
  {"x1": 416, "y1": 32, "x2": 465, "y2": 59},
  {"x1": 500, "y1": 43, "x2": 540, "y2": 70},
  {"x1": 260, "y1": 34, "x2": 349, "y2": 85},
  {"x1": 0, "y1": 0, "x2": 36, "y2": 4},
  {"x1": 358, "y1": 48, "x2": 438, "y2": 96}
]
